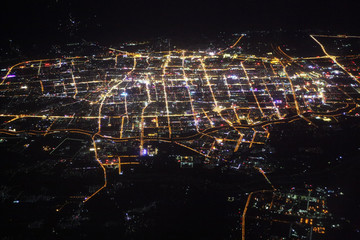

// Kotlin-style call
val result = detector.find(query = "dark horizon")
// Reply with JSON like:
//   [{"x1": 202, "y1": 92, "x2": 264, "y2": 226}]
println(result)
[{"x1": 1, "y1": 0, "x2": 360, "y2": 45}]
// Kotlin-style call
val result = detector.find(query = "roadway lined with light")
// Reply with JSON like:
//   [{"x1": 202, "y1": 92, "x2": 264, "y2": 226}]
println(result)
[
  {"x1": 240, "y1": 61, "x2": 265, "y2": 117},
  {"x1": 182, "y1": 51, "x2": 199, "y2": 132},
  {"x1": 199, "y1": 58, "x2": 219, "y2": 108},
  {"x1": 310, "y1": 35, "x2": 360, "y2": 84},
  {"x1": 279, "y1": 60, "x2": 301, "y2": 115},
  {"x1": 161, "y1": 53, "x2": 172, "y2": 138},
  {"x1": 84, "y1": 56, "x2": 137, "y2": 202}
]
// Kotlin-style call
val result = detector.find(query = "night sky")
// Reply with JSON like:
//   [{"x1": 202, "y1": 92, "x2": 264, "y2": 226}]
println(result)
[{"x1": 1, "y1": 0, "x2": 360, "y2": 44}]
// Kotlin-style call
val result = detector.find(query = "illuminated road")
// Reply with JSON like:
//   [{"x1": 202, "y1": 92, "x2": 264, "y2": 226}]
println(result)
[
  {"x1": 1, "y1": 35, "x2": 359, "y2": 205},
  {"x1": 310, "y1": 35, "x2": 360, "y2": 84}
]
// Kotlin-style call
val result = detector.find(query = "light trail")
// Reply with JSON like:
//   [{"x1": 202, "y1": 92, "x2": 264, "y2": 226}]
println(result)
[
  {"x1": 161, "y1": 54, "x2": 172, "y2": 138},
  {"x1": 123, "y1": 87, "x2": 128, "y2": 116},
  {"x1": 174, "y1": 141, "x2": 210, "y2": 158},
  {"x1": 248, "y1": 130, "x2": 257, "y2": 148},
  {"x1": 300, "y1": 115, "x2": 318, "y2": 127},
  {"x1": 84, "y1": 56, "x2": 137, "y2": 203},
  {"x1": 240, "y1": 61, "x2": 265, "y2": 117},
  {"x1": 206, "y1": 140, "x2": 216, "y2": 158},
  {"x1": 114, "y1": 53, "x2": 119, "y2": 68},
  {"x1": 44, "y1": 119, "x2": 57, "y2": 136},
  {"x1": 104, "y1": 161, "x2": 140, "y2": 167},
  {"x1": 97, "y1": 57, "x2": 136, "y2": 133},
  {"x1": 233, "y1": 105, "x2": 241, "y2": 124},
  {"x1": 241, "y1": 165, "x2": 286, "y2": 235},
  {"x1": 330, "y1": 83, "x2": 356, "y2": 103},
  {"x1": 260, "y1": 63, "x2": 282, "y2": 119},
  {"x1": 83, "y1": 134, "x2": 107, "y2": 203},
  {"x1": 242, "y1": 191, "x2": 254, "y2": 240},
  {"x1": 201, "y1": 108, "x2": 214, "y2": 126},
  {"x1": 139, "y1": 103, "x2": 149, "y2": 155},
  {"x1": 56, "y1": 201, "x2": 69, "y2": 212},
  {"x1": 37, "y1": 61, "x2": 42, "y2": 76},
  {"x1": 276, "y1": 46, "x2": 296, "y2": 65},
  {"x1": 218, "y1": 34, "x2": 244, "y2": 54},
  {"x1": 310, "y1": 35, "x2": 360, "y2": 84},
  {"x1": 311, "y1": 34, "x2": 360, "y2": 39},
  {"x1": 1, "y1": 62, "x2": 28, "y2": 85},
  {"x1": 62, "y1": 81, "x2": 67, "y2": 93},
  {"x1": 0, "y1": 56, "x2": 84, "y2": 85},
  {"x1": 210, "y1": 95, "x2": 245, "y2": 149},
  {"x1": 199, "y1": 58, "x2": 218, "y2": 108},
  {"x1": 5, "y1": 116, "x2": 19, "y2": 124},
  {"x1": 70, "y1": 69, "x2": 78, "y2": 99},
  {"x1": 223, "y1": 75, "x2": 232, "y2": 98},
  {"x1": 120, "y1": 116, "x2": 125, "y2": 138},
  {"x1": 182, "y1": 50, "x2": 199, "y2": 131},
  {"x1": 118, "y1": 156, "x2": 122, "y2": 175},
  {"x1": 268, "y1": 62, "x2": 278, "y2": 78},
  {"x1": 279, "y1": 60, "x2": 301, "y2": 115},
  {"x1": 230, "y1": 35, "x2": 244, "y2": 48},
  {"x1": 97, "y1": 79, "x2": 124, "y2": 132},
  {"x1": 145, "y1": 74, "x2": 152, "y2": 102},
  {"x1": 155, "y1": 116, "x2": 159, "y2": 128},
  {"x1": 254, "y1": 167, "x2": 276, "y2": 190},
  {"x1": 119, "y1": 162, "x2": 140, "y2": 165},
  {"x1": 39, "y1": 80, "x2": 44, "y2": 94},
  {"x1": 234, "y1": 134, "x2": 244, "y2": 152},
  {"x1": 242, "y1": 189, "x2": 274, "y2": 240}
]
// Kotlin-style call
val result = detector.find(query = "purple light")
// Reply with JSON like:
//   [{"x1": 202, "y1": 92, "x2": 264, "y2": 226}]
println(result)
[{"x1": 2, "y1": 74, "x2": 15, "y2": 79}]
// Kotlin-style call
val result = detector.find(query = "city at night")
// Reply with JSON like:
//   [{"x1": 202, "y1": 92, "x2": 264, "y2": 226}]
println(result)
[{"x1": 1, "y1": 1, "x2": 360, "y2": 239}]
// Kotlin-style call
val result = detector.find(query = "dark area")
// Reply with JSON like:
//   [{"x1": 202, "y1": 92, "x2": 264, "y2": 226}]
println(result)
[
  {"x1": 1, "y1": 117, "x2": 360, "y2": 239},
  {"x1": 1, "y1": 0, "x2": 360, "y2": 53}
]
